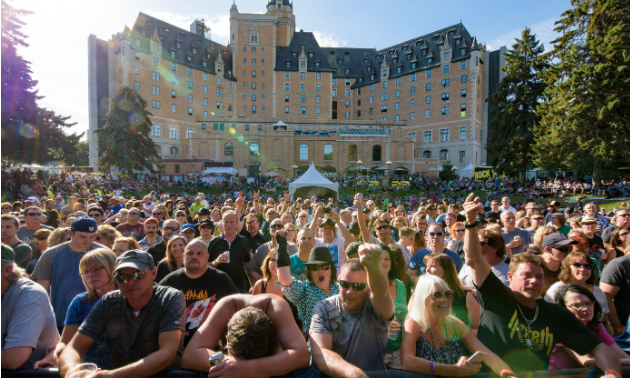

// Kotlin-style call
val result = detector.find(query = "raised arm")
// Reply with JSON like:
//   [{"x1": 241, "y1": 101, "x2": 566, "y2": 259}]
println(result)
[
  {"x1": 361, "y1": 244, "x2": 394, "y2": 320},
  {"x1": 462, "y1": 193, "x2": 492, "y2": 288},
  {"x1": 235, "y1": 194, "x2": 245, "y2": 232},
  {"x1": 330, "y1": 209, "x2": 353, "y2": 249},
  {"x1": 275, "y1": 233, "x2": 294, "y2": 287},
  {"x1": 355, "y1": 194, "x2": 372, "y2": 243},
  {"x1": 279, "y1": 191, "x2": 290, "y2": 215}
]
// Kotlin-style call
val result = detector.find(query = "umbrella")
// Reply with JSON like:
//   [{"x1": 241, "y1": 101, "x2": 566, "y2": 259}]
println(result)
[{"x1": 263, "y1": 171, "x2": 280, "y2": 177}]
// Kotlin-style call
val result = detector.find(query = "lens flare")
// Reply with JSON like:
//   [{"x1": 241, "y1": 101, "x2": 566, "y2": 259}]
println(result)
[{"x1": 18, "y1": 124, "x2": 38, "y2": 139}]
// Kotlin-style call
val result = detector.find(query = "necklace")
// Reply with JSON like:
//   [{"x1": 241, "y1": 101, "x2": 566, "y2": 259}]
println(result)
[
  {"x1": 428, "y1": 319, "x2": 448, "y2": 347},
  {"x1": 516, "y1": 302, "x2": 539, "y2": 329}
]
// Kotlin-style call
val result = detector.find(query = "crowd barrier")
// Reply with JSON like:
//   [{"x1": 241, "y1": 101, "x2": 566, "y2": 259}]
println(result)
[{"x1": 2, "y1": 367, "x2": 630, "y2": 378}]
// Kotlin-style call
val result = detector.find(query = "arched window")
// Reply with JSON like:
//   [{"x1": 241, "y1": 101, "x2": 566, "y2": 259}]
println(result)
[
  {"x1": 423, "y1": 151, "x2": 431, "y2": 159},
  {"x1": 372, "y1": 145, "x2": 382, "y2": 162},
  {"x1": 324, "y1": 144, "x2": 333, "y2": 161},
  {"x1": 224, "y1": 142, "x2": 234, "y2": 156},
  {"x1": 299, "y1": 144, "x2": 308, "y2": 160},
  {"x1": 440, "y1": 149, "x2": 449, "y2": 161},
  {"x1": 348, "y1": 144, "x2": 357, "y2": 161},
  {"x1": 170, "y1": 147, "x2": 178, "y2": 156},
  {"x1": 249, "y1": 143, "x2": 259, "y2": 156}
]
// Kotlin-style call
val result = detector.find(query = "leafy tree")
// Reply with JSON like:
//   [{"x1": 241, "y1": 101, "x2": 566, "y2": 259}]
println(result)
[
  {"x1": 534, "y1": 0, "x2": 630, "y2": 182},
  {"x1": 486, "y1": 27, "x2": 549, "y2": 177},
  {"x1": 64, "y1": 140, "x2": 89, "y2": 166},
  {"x1": 439, "y1": 163, "x2": 456, "y2": 181},
  {"x1": 95, "y1": 86, "x2": 160, "y2": 174}
]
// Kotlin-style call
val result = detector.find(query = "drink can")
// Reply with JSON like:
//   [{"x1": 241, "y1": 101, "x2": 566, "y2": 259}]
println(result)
[
  {"x1": 209, "y1": 352, "x2": 225, "y2": 367},
  {"x1": 223, "y1": 251, "x2": 230, "y2": 263}
]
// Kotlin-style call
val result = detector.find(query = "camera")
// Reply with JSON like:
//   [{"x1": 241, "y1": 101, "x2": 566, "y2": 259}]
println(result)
[{"x1": 323, "y1": 207, "x2": 331, "y2": 214}]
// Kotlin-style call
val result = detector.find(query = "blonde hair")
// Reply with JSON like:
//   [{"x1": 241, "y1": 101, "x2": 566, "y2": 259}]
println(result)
[
  {"x1": 96, "y1": 225, "x2": 122, "y2": 247},
  {"x1": 79, "y1": 248, "x2": 116, "y2": 303},
  {"x1": 48, "y1": 228, "x2": 70, "y2": 248},
  {"x1": 113, "y1": 236, "x2": 140, "y2": 251},
  {"x1": 162, "y1": 235, "x2": 187, "y2": 271},
  {"x1": 534, "y1": 226, "x2": 556, "y2": 247},
  {"x1": 408, "y1": 274, "x2": 452, "y2": 332}
]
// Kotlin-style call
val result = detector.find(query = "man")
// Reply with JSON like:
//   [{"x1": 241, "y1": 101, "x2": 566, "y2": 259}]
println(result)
[
  {"x1": 1, "y1": 214, "x2": 33, "y2": 269},
  {"x1": 408, "y1": 223, "x2": 463, "y2": 281},
  {"x1": 313, "y1": 215, "x2": 349, "y2": 273},
  {"x1": 516, "y1": 202, "x2": 539, "y2": 228},
  {"x1": 287, "y1": 227, "x2": 317, "y2": 282},
  {"x1": 181, "y1": 294, "x2": 309, "y2": 376},
  {"x1": 499, "y1": 196, "x2": 517, "y2": 216},
  {"x1": 603, "y1": 209, "x2": 630, "y2": 249},
  {"x1": 239, "y1": 213, "x2": 268, "y2": 258},
  {"x1": 485, "y1": 200, "x2": 502, "y2": 222},
  {"x1": 115, "y1": 207, "x2": 145, "y2": 239},
  {"x1": 425, "y1": 204, "x2": 438, "y2": 225},
  {"x1": 459, "y1": 228, "x2": 510, "y2": 287},
  {"x1": 247, "y1": 219, "x2": 298, "y2": 285},
  {"x1": 43, "y1": 199, "x2": 60, "y2": 228},
  {"x1": 59, "y1": 196, "x2": 78, "y2": 221},
  {"x1": 501, "y1": 210, "x2": 532, "y2": 256},
  {"x1": 584, "y1": 202, "x2": 609, "y2": 232},
  {"x1": 32, "y1": 217, "x2": 105, "y2": 331},
  {"x1": 140, "y1": 195, "x2": 156, "y2": 218},
  {"x1": 138, "y1": 217, "x2": 162, "y2": 251},
  {"x1": 147, "y1": 219, "x2": 180, "y2": 263},
  {"x1": 208, "y1": 211, "x2": 251, "y2": 292},
  {"x1": 581, "y1": 215, "x2": 605, "y2": 253},
  {"x1": 87, "y1": 206, "x2": 105, "y2": 226},
  {"x1": 57, "y1": 250, "x2": 186, "y2": 377},
  {"x1": 310, "y1": 244, "x2": 394, "y2": 376},
  {"x1": 1, "y1": 244, "x2": 59, "y2": 370},
  {"x1": 461, "y1": 193, "x2": 621, "y2": 374},
  {"x1": 160, "y1": 239, "x2": 238, "y2": 346},
  {"x1": 195, "y1": 219, "x2": 215, "y2": 246},
  {"x1": 181, "y1": 223, "x2": 196, "y2": 244},
  {"x1": 189, "y1": 197, "x2": 204, "y2": 219},
  {"x1": 600, "y1": 254, "x2": 630, "y2": 338},
  {"x1": 16, "y1": 205, "x2": 54, "y2": 255},
  {"x1": 193, "y1": 207, "x2": 211, "y2": 237},
  {"x1": 110, "y1": 196, "x2": 124, "y2": 215},
  {"x1": 97, "y1": 195, "x2": 111, "y2": 213},
  {"x1": 525, "y1": 212, "x2": 546, "y2": 239},
  {"x1": 540, "y1": 233, "x2": 577, "y2": 295},
  {"x1": 339, "y1": 209, "x2": 352, "y2": 227},
  {"x1": 260, "y1": 208, "x2": 278, "y2": 240}
]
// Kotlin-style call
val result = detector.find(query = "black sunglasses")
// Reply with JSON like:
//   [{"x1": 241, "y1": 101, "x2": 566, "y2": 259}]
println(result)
[
  {"x1": 114, "y1": 269, "x2": 148, "y2": 283},
  {"x1": 554, "y1": 246, "x2": 573, "y2": 253},
  {"x1": 376, "y1": 225, "x2": 390, "y2": 231},
  {"x1": 429, "y1": 232, "x2": 444, "y2": 237},
  {"x1": 163, "y1": 227, "x2": 180, "y2": 231},
  {"x1": 307, "y1": 264, "x2": 331, "y2": 272},
  {"x1": 270, "y1": 224, "x2": 283, "y2": 229},
  {"x1": 339, "y1": 280, "x2": 368, "y2": 291},
  {"x1": 432, "y1": 290, "x2": 453, "y2": 300},
  {"x1": 26, "y1": 212, "x2": 42, "y2": 216},
  {"x1": 571, "y1": 263, "x2": 593, "y2": 271}
]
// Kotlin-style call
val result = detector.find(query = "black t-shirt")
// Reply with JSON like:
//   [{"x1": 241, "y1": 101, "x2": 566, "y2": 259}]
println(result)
[
  {"x1": 601, "y1": 254, "x2": 630, "y2": 327},
  {"x1": 239, "y1": 229, "x2": 268, "y2": 256},
  {"x1": 586, "y1": 235, "x2": 605, "y2": 253},
  {"x1": 159, "y1": 267, "x2": 238, "y2": 346},
  {"x1": 147, "y1": 242, "x2": 167, "y2": 264},
  {"x1": 543, "y1": 265, "x2": 560, "y2": 296},
  {"x1": 476, "y1": 272, "x2": 602, "y2": 372},
  {"x1": 485, "y1": 211, "x2": 501, "y2": 222},
  {"x1": 208, "y1": 234, "x2": 251, "y2": 292}
]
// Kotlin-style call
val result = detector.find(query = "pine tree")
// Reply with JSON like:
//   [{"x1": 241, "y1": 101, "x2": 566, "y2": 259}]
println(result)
[
  {"x1": 95, "y1": 86, "x2": 160, "y2": 175},
  {"x1": 534, "y1": 0, "x2": 630, "y2": 182},
  {"x1": 486, "y1": 27, "x2": 549, "y2": 177},
  {"x1": 439, "y1": 163, "x2": 456, "y2": 181}
]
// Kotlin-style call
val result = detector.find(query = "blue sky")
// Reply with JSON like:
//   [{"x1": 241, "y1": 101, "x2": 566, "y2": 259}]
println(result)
[{"x1": 17, "y1": 0, "x2": 571, "y2": 139}]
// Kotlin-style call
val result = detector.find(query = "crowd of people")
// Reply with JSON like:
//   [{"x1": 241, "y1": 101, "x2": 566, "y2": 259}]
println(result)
[{"x1": 2, "y1": 170, "x2": 630, "y2": 378}]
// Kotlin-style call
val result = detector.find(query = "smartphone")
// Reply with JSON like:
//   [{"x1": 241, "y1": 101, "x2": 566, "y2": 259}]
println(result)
[{"x1": 468, "y1": 351, "x2": 487, "y2": 363}]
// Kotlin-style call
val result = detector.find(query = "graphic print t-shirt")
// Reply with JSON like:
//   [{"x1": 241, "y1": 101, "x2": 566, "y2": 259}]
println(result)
[{"x1": 159, "y1": 267, "x2": 238, "y2": 346}]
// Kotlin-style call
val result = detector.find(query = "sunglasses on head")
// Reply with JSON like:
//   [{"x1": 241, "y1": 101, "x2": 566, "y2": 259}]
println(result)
[
  {"x1": 307, "y1": 264, "x2": 331, "y2": 272},
  {"x1": 432, "y1": 290, "x2": 453, "y2": 300},
  {"x1": 114, "y1": 269, "x2": 148, "y2": 283},
  {"x1": 339, "y1": 280, "x2": 368, "y2": 291},
  {"x1": 376, "y1": 225, "x2": 390, "y2": 231},
  {"x1": 572, "y1": 263, "x2": 593, "y2": 271},
  {"x1": 429, "y1": 232, "x2": 443, "y2": 237}
]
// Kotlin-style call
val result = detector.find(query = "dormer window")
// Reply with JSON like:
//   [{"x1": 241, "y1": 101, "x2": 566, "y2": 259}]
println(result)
[
  {"x1": 422, "y1": 49, "x2": 427, "y2": 56},
  {"x1": 367, "y1": 66, "x2": 372, "y2": 72},
  {"x1": 136, "y1": 39, "x2": 140, "y2": 46},
  {"x1": 192, "y1": 48, "x2": 197, "y2": 53},
  {"x1": 308, "y1": 52, "x2": 314, "y2": 58},
  {"x1": 397, "y1": 67, "x2": 401, "y2": 73},
  {"x1": 170, "y1": 50, "x2": 175, "y2": 58},
  {"x1": 427, "y1": 57, "x2": 433, "y2": 65},
  {"x1": 382, "y1": 70, "x2": 387, "y2": 76},
  {"x1": 165, "y1": 28, "x2": 170, "y2": 32},
  {"x1": 187, "y1": 56, "x2": 192, "y2": 63},
  {"x1": 456, "y1": 38, "x2": 462, "y2": 45},
  {"x1": 393, "y1": 58, "x2": 398, "y2": 64},
  {"x1": 460, "y1": 48, "x2": 466, "y2": 55},
  {"x1": 315, "y1": 62, "x2": 320, "y2": 68},
  {"x1": 140, "y1": 29, "x2": 146, "y2": 36},
  {"x1": 217, "y1": 65, "x2": 222, "y2": 72},
  {"x1": 202, "y1": 61, "x2": 207, "y2": 67},
  {"x1": 292, "y1": 52, "x2": 297, "y2": 58},
  {"x1": 286, "y1": 61, "x2": 291, "y2": 68},
  {"x1": 207, "y1": 53, "x2": 211, "y2": 59},
  {"x1": 345, "y1": 69, "x2": 350, "y2": 75},
  {"x1": 176, "y1": 42, "x2": 181, "y2": 48},
  {"x1": 411, "y1": 62, "x2": 417, "y2": 69},
  {"x1": 370, "y1": 74, "x2": 375, "y2": 80},
  {"x1": 159, "y1": 36, "x2": 164, "y2": 42},
  {"x1": 277, "y1": 3, "x2": 281, "y2": 8},
  {"x1": 444, "y1": 52, "x2": 449, "y2": 60},
  {"x1": 338, "y1": 59, "x2": 343, "y2": 65}
]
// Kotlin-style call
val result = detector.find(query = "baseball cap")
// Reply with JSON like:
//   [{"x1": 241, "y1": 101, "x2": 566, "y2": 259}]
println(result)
[
  {"x1": 321, "y1": 218, "x2": 336, "y2": 228},
  {"x1": 181, "y1": 223, "x2": 195, "y2": 232},
  {"x1": 564, "y1": 206, "x2": 574, "y2": 213},
  {"x1": 581, "y1": 215, "x2": 599, "y2": 224},
  {"x1": 199, "y1": 219, "x2": 215, "y2": 227},
  {"x1": 366, "y1": 200, "x2": 375, "y2": 206},
  {"x1": 144, "y1": 217, "x2": 159, "y2": 225},
  {"x1": 198, "y1": 208, "x2": 211, "y2": 216},
  {"x1": 1, "y1": 243, "x2": 15, "y2": 262},
  {"x1": 345, "y1": 241, "x2": 364, "y2": 258},
  {"x1": 114, "y1": 250, "x2": 155, "y2": 273},
  {"x1": 27, "y1": 197, "x2": 40, "y2": 205},
  {"x1": 70, "y1": 216, "x2": 98, "y2": 233},
  {"x1": 542, "y1": 233, "x2": 578, "y2": 249}
]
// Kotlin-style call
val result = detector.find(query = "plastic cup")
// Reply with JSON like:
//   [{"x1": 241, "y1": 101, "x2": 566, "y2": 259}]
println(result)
[{"x1": 65, "y1": 363, "x2": 98, "y2": 378}]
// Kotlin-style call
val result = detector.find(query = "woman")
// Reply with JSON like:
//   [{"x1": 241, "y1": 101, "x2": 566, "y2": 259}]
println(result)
[
  {"x1": 1, "y1": 202, "x2": 12, "y2": 214},
  {"x1": 568, "y1": 216, "x2": 582, "y2": 230},
  {"x1": 550, "y1": 213, "x2": 572, "y2": 237},
  {"x1": 413, "y1": 213, "x2": 428, "y2": 235},
  {"x1": 296, "y1": 210, "x2": 309, "y2": 230},
  {"x1": 401, "y1": 274, "x2": 512, "y2": 376},
  {"x1": 446, "y1": 222, "x2": 466, "y2": 250},
  {"x1": 424, "y1": 254, "x2": 480, "y2": 335},
  {"x1": 549, "y1": 285, "x2": 630, "y2": 369},
  {"x1": 155, "y1": 235, "x2": 186, "y2": 282},
  {"x1": 164, "y1": 199, "x2": 174, "y2": 217},
  {"x1": 95, "y1": 225, "x2": 122, "y2": 249},
  {"x1": 608, "y1": 227, "x2": 628, "y2": 261},
  {"x1": 395, "y1": 206, "x2": 408, "y2": 221},
  {"x1": 393, "y1": 216, "x2": 409, "y2": 229},
  {"x1": 252, "y1": 250, "x2": 284, "y2": 297},
  {"x1": 382, "y1": 245, "x2": 410, "y2": 369},
  {"x1": 112, "y1": 237, "x2": 140, "y2": 257},
  {"x1": 544, "y1": 252, "x2": 610, "y2": 325},
  {"x1": 210, "y1": 208, "x2": 222, "y2": 223},
  {"x1": 281, "y1": 212, "x2": 295, "y2": 225},
  {"x1": 104, "y1": 208, "x2": 128, "y2": 228},
  {"x1": 284, "y1": 223, "x2": 298, "y2": 244},
  {"x1": 534, "y1": 226, "x2": 557, "y2": 247},
  {"x1": 173, "y1": 209, "x2": 188, "y2": 227},
  {"x1": 54, "y1": 248, "x2": 117, "y2": 369}
]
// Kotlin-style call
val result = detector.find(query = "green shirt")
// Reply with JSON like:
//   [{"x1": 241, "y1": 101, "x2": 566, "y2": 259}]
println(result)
[{"x1": 386, "y1": 279, "x2": 408, "y2": 353}]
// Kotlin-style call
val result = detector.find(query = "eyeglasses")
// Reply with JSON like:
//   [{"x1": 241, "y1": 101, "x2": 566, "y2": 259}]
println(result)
[
  {"x1": 299, "y1": 215, "x2": 307, "y2": 218},
  {"x1": 376, "y1": 225, "x2": 390, "y2": 231},
  {"x1": 128, "y1": 212, "x2": 140, "y2": 216},
  {"x1": 80, "y1": 266, "x2": 105, "y2": 276},
  {"x1": 532, "y1": 217, "x2": 545, "y2": 221},
  {"x1": 571, "y1": 263, "x2": 593, "y2": 271},
  {"x1": 26, "y1": 212, "x2": 41, "y2": 216},
  {"x1": 339, "y1": 280, "x2": 368, "y2": 291},
  {"x1": 176, "y1": 214, "x2": 186, "y2": 217},
  {"x1": 247, "y1": 221, "x2": 259, "y2": 224},
  {"x1": 429, "y1": 232, "x2": 444, "y2": 237},
  {"x1": 152, "y1": 212, "x2": 162, "y2": 216},
  {"x1": 568, "y1": 301, "x2": 595, "y2": 310},
  {"x1": 163, "y1": 227, "x2": 180, "y2": 232},
  {"x1": 432, "y1": 290, "x2": 453, "y2": 300},
  {"x1": 270, "y1": 224, "x2": 283, "y2": 229},
  {"x1": 455, "y1": 229, "x2": 465, "y2": 233},
  {"x1": 553, "y1": 246, "x2": 573, "y2": 253},
  {"x1": 200, "y1": 225, "x2": 213, "y2": 229},
  {"x1": 114, "y1": 269, "x2": 148, "y2": 283},
  {"x1": 307, "y1": 264, "x2": 331, "y2": 272},
  {"x1": 1, "y1": 207, "x2": 11, "y2": 210}
]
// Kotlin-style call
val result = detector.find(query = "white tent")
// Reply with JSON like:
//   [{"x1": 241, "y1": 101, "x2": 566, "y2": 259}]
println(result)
[
  {"x1": 201, "y1": 167, "x2": 238, "y2": 176},
  {"x1": 289, "y1": 163, "x2": 339, "y2": 200},
  {"x1": 272, "y1": 120, "x2": 288, "y2": 127},
  {"x1": 263, "y1": 171, "x2": 280, "y2": 177},
  {"x1": 459, "y1": 163, "x2": 475, "y2": 178}
]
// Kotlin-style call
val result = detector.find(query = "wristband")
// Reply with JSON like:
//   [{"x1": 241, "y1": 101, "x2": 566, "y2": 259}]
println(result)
[
  {"x1": 500, "y1": 369, "x2": 516, "y2": 378},
  {"x1": 464, "y1": 221, "x2": 478, "y2": 229},
  {"x1": 430, "y1": 361, "x2": 435, "y2": 376},
  {"x1": 606, "y1": 370, "x2": 621, "y2": 378},
  {"x1": 614, "y1": 327, "x2": 625, "y2": 334}
]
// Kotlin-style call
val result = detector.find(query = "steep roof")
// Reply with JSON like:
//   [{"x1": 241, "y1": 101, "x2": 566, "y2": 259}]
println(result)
[{"x1": 275, "y1": 31, "x2": 336, "y2": 72}]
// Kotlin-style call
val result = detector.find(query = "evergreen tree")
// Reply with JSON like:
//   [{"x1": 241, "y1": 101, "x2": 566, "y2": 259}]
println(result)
[
  {"x1": 95, "y1": 86, "x2": 160, "y2": 175},
  {"x1": 439, "y1": 163, "x2": 456, "y2": 181},
  {"x1": 64, "y1": 140, "x2": 89, "y2": 166},
  {"x1": 534, "y1": 0, "x2": 630, "y2": 182},
  {"x1": 486, "y1": 27, "x2": 549, "y2": 177}
]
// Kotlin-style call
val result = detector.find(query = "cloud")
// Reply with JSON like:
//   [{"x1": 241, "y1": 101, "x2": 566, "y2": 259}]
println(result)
[
  {"x1": 144, "y1": 10, "x2": 231, "y2": 43},
  {"x1": 312, "y1": 31, "x2": 347, "y2": 47},
  {"x1": 486, "y1": 17, "x2": 559, "y2": 51}
]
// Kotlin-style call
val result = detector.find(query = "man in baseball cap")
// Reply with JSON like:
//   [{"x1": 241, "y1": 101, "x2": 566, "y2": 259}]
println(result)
[
  {"x1": 541, "y1": 233, "x2": 578, "y2": 294},
  {"x1": 58, "y1": 249, "x2": 186, "y2": 375}
]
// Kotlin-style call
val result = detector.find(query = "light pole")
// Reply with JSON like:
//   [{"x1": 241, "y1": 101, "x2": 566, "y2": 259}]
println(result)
[
  {"x1": 386, "y1": 161, "x2": 392, "y2": 177},
  {"x1": 292, "y1": 164, "x2": 298, "y2": 179}
]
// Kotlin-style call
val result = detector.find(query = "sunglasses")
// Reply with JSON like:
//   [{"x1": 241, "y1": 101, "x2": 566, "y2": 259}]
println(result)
[
  {"x1": 307, "y1": 264, "x2": 331, "y2": 272},
  {"x1": 455, "y1": 229, "x2": 465, "y2": 233},
  {"x1": 618, "y1": 214, "x2": 630, "y2": 217},
  {"x1": 26, "y1": 212, "x2": 41, "y2": 216},
  {"x1": 532, "y1": 217, "x2": 545, "y2": 221},
  {"x1": 128, "y1": 212, "x2": 140, "y2": 215},
  {"x1": 163, "y1": 227, "x2": 180, "y2": 232},
  {"x1": 114, "y1": 269, "x2": 148, "y2": 283},
  {"x1": 200, "y1": 225, "x2": 213, "y2": 229},
  {"x1": 339, "y1": 280, "x2": 368, "y2": 291},
  {"x1": 429, "y1": 232, "x2": 444, "y2": 237},
  {"x1": 376, "y1": 225, "x2": 390, "y2": 231},
  {"x1": 571, "y1": 263, "x2": 593, "y2": 271},
  {"x1": 270, "y1": 224, "x2": 283, "y2": 229},
  {"x1": 432, "y1": 290, "x2": 453, "y2": 300},
  {"x1": 153, "y1": 212, "x2": 162, "y2": 216},
  {"x1": 176, "y1": 214, "x2": 186, "y2": 217},
  {"x1": 554, "y1": 246, "x2": 573, "y2": 253},
  {"x1": 80, "y1": 266, "x2": 105, "y2": 276},
  {"x1": 247, "y1": 221, "x2": 259, "y2": 224}
]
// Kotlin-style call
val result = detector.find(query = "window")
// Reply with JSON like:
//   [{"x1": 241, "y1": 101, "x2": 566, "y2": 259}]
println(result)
[
  {"x1": 300, "y1": 107, "x2": 306, "y2": 114},
  {"x1": 345, "y1": 112, "x2": 350, "y2": 118},
  {"x1": 369, "y1": 96, "x2": 373, "y2": 103},
  {"x1": 258, "y1": 124, "x2": 263, "y2": 131},
  {"x1": 243, "y1": 82, "x2": 247, "y2": 88},
  {"x1": 316, "y1": 107, "x2": 321, "y2": 114},
  {"x1": 369, "y1": 108, "x2": 373, "y2": 115},
  {"x1": 332, "y1": 89, "x2": 337, "y2": 96},
  {"x1": 333, "y1": 78, "x2": 337, "y2": 85},
  {"x1": 426, "y1": 109, "x2": 431, "y2": 118},
  {"x1": 187, "y1": 68, "x2": 193, "y2": 77},
  {"x1": 217, "y1": 102, "x2": 223, "y2": 109},
  {"x1": 300, "y1": 72, "x2": 305, "y2": 79},
  {"x1": 426, "y1": 96, "x2": 431, "y2": 104},
  {"x1": 382, "y1": 81, "x2": 387, "y2": 89},
  {"x1": 203, "y1": 73, "x2": 208, "y2": 81},
  {"x1": 476, "y1": 56, "x2": 479, "y2": 66},
  {"x1": 171, "y1": 63, "x2": 177, "y2": 71},
  {"x1": 153, "y1": 57, "x2": 158, "y2": 66},
  {"x1": 324, "y1": 145, "x2": 333, "y2": 160},
  {"x1": 169, "y1": 126, "x2": 179, "y2": 139},
  {"x1": 461, "y1": 74, "x2": 467, "y2": 83},
  {"x1": 440, "y1": 129, "x2": 450, "y2": 141},
  {"x1": 316, "y1": 95, "x2": 321, "y2": 103},
  {"x1": 442, "y1": 79, "x2": 450, "y2": 87},
  {"x1": 395, "y1": 102, "x2": 400, "y2": 110},
  {"x1": 252, "y1": 94, "x2": 257, "y2": 101},
  {"x1": 423, "y1": 131, "x2": 432, "y2": 143},
  {"x1": 426, "y1": 83, "x2": 431, "y2": 91},
  {"x1": 396, "y1": 90, "x2": 400, "y2": 98},
  {"x1": 285, "y1": 83, "x2": 290, "y2": 91},
  {"x1": 411, "y1": 73, "x2": 416, "y2": 82},
  {"x1": 151, "y1": 100, "x2": 160, "y2": 109},
  {"x1": 285, "y1": 106, "x2": 289, "y2": 114},
  {"x1": 203, "y1": 111, "x2": 208, "y2": 117},
  {"x1": 217, "y1": 89, "x2": 223, "y2": 97},
  {"x1": 152, "y1": 71, "x2": 160, "y2": 81},
  {"x1": 460, "y1": 126, "x2": 466, "y2": 140},
  {"x1": 316, "y1": 72, "x2": 321, "y2": 80},
  {"x1": 300, "y1": 83, "x2": 305, "y2": 91},
  {"x1": 395, "y1": 115, "x2": 400, "y2": 121},
  {"x1": 345, "y1": 101, "x2": 350, "y2": 107},
  {"x1": 370, "y1": 84, "x2": 374, "y2": 92},
  {"x1": 201, "y1": 124, "x2": 206, "y2": 131},
  {"x1": 284, "y1": 72, "x2": 290, "y2": 79},
  {"x1": 441, "y1": 93, "x2": 450, "y2": 101},
  {"x1": 381, "y1": 105, "x2": 388, "y2": 112},
  {"x1": 396, "y1": 77, "x2": 401, "y2": 85},
  {"x1": 218, "y1": 77, "x2": 223, "y2": 85},
  {"x1": 172, "y1": 105, "x2": 177, "y2": 113},
  {"x1": 459, "y1": 151, "x2": 465, "y2": 162},
  {"x1": 243, "y1": 105, "x2": 247, "y2": 112},
  {"x1": 427, "y1": 69, "x2": 432, "y2": 78},
  {"x1": 171, "y1": 90, "x2": 176, "y2": 99},
  {"x1": 152, "y1": 124, "x2": 161, "y2": 137},
  {"x1": 410, "y1": 112, "x2": 415, "y2": 120},
  {"x1": 461, "y1": 89, "x2": 467, "y2": 97},
  {"x1": 250, "y1": 143, "x2": 259, "y2": 156},
  {"x1": 297, "y1": 95, "x2": 305, "y2": 102},
  {"x1": 460, "y1": 60, "x2": 467, "y2": 69},
  {"x1": 224, "y1": 143, "x2": 234, "y2": 156},
  {"x1": 299, "y1": 144, "x2": 308, "y2": 160},
  {"x1": 443, "y1": 65, "x2": 449, "y2": 74},
  {"x1": 423, "y1": 151, "x2": 432, "y2": 159},
  {"x1": 372, "y1": 145, "x2": 382, "y2": 162},
  {"x1": 243, "y1": 70, "x2": 247, "y2": 77},
  {"x1": 460, "y1": 48, "x2": 466, "y2": 56},
  {"x1": 441, "y1": 106, "x2": 449, "y2": 115},
  {"x1": 410, "y1": 86, "x2": 416, "y2": 95},
  {"x1": 381, "y1": 93, "x2": 387, "y2": 101},
  {"x1": 345, "y1": 89, "x2": 350, "y2": 97},
  {"x1": 188, "y1": 107, "x2": 193, "y2": 116},
  {"x1": 440, "y1": 149, "x2": 449, "y2": 161},
  {"x1": 285, "y1": 95, "x2": 290, "y2": 103},
  {"x1": 186, "y1": 128, "x2": 194, "y2": 139},
  {"x1": 188, "y1": 81, "x2": 193, "y2": 89},
  {"x1": 133, "y1": 81, "x2": 139, "y2": 90},
  {"x1": 244, "y1": 124, "x2": 250, "y2": 131},
  {"x1": 427, "y1": 58, "x2": 433, "y2": 65},
  {"x1": 286, "y1": 62, "x2": 291, "y2": 68},
  {"x1": 134, "y1": 51, "x2": 141, "y2": 61},
  {"x1": 228, "y1": 92, "x2": 232, "y2": 99},
  {"x1": 461, "y1": 104, "x2": 467, "y2": 113},
  {"x1": 411, "y1": 99, "x2": 415, "y2": 107},
  {"x1": 187, "y1": 94, "x2": 192, "y2": 103},
  {"x1": 151, "y1": 86, "x2": 160, "y2": 95}
]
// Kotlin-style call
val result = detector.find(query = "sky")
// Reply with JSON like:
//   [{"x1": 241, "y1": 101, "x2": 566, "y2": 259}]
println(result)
[{"x1": 16, "y1": 0, "x2": 572, "y2": 139}]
